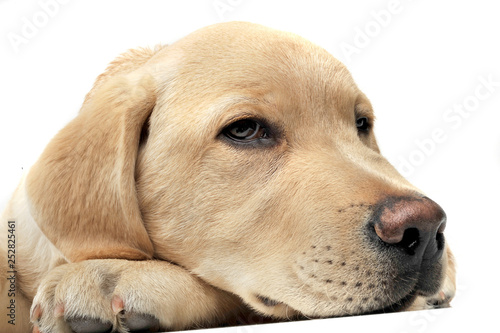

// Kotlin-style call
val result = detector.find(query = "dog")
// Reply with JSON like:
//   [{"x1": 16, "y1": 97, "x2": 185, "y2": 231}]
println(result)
[{"x1": 0, "y1": 22, "x2": 456, "y2": 333}]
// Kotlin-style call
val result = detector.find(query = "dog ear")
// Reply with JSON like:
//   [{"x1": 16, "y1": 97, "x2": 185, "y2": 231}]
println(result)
[{"x1": 26, "y1": 50, "x2": 161, "y2": 262}]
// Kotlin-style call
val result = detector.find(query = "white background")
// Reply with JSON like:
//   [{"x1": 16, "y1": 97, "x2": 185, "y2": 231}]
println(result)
[{"x1": 1, "y1": 0, "x2": 499, "y2": 332}]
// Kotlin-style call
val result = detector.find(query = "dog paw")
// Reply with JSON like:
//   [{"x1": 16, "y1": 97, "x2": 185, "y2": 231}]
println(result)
[
  {"x1": 411, "y1": 280, "x2": 455, "y2": 311},
  {"x1": 30, "y1": 259, "x2": 234, "y2": 332},
  {"x1": 30, "y1": 261, "x2": 159, "y2": 333}
]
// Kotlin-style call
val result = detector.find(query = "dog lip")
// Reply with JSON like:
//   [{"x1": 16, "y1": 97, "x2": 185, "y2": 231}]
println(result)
[
  {"x1": 368, "y1": 290, "x2": 417, "y2": 314},
  {"x1": 256, "y1": 295, "x2": 281, "y2": 307}
]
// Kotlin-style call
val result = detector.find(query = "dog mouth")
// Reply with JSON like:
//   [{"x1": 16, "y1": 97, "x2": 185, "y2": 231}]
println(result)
[
  {"x1": 252, "y1": 294, "x2": 301, "y2": 318},
  {"x1": 366, "y1": 290, "x2": 417, "y2": 315},
  {"x1": 255, "y1": 289, "x2": 417, "y2": 318},
  {"x1": 256, "y1": 295, "x2": 282, "y2": 307}
]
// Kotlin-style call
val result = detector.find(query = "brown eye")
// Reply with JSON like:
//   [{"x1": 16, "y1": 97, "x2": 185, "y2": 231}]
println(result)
[{"x1": 223, "y1": 119, "x2": 268, "y2": 142}]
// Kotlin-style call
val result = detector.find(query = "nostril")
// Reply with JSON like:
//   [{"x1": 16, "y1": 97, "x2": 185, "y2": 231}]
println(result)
[
  {"x1": 395, "y1": 228, "x2": 420, "y2": 256},
  {"x1": 436, "y1": 232, "x2": 445, "y2": 251}
]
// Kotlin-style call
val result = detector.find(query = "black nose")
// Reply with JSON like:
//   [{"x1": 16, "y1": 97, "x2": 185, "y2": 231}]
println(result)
[{"x1": 369, "y1": 196, "x2": 446, "y2": 262}]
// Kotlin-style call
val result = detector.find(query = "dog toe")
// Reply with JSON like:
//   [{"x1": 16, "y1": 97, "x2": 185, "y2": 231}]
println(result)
[
  {"x1": 124, "y1": 312, "x2": 160, "y2": 331},
  {"x1": 67, "y1": 317, "x2": 113, "y2": 333}
]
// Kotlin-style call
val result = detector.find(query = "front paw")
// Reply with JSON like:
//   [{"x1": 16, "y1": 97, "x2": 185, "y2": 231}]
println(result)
[
  {"x1": 31, "y1": 259, "x2": 236, "y2": 333},
  {"x1": 30, "y1": 260, "x2": 160, "y2": 333}
]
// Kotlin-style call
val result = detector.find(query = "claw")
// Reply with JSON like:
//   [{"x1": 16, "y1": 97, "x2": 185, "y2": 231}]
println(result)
[
  {"x1": 111, "y1": 295, "x2": 125, "y2": 314},
  {"x1": 54, "y1": 303, "x2": 65, "y2": 318},
  {"x1": 30, "y1": 304, "x2": 42, "y2": 323}
]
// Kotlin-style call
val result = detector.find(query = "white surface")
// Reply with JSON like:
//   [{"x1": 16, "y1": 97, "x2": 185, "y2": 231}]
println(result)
[{"x1": 1, "y1": 0, "x2": 498, "y2": 332}]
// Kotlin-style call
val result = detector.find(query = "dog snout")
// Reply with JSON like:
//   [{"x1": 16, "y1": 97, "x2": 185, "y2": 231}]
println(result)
[{"x1": 370, "y1": 196, "x2": 446, "y2": 262}]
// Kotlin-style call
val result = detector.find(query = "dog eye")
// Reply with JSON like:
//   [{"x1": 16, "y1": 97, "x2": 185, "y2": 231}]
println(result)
[
  {"x1": 223, "y1": 119, "x2": 268, "y2": 142},
  {"x1": 356, "y1": 117, "x2": 370, "y2": 132}
]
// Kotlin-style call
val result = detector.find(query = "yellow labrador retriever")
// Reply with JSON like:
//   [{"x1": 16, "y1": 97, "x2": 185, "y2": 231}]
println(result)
[{"x1": 0, "y1": 22, "x2": 455, "y2": 333}]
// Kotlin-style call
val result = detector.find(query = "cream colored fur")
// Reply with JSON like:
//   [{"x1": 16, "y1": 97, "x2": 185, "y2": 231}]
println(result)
[{"x1": 0, "y1": 22, "x2": 455, "y2": 332}]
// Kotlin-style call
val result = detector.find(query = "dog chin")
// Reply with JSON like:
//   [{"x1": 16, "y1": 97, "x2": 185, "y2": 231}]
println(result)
[
  {"x1": 249, "y1": 287, "x2": 419, "y2": 319},
  {"x1": 366, "y1": 290, "x2": 418, "y2": 315}
]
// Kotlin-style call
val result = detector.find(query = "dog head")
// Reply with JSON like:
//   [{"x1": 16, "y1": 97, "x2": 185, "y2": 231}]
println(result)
[{"x1": 26, "y1": 22, "x2": 453, "y2": 318}]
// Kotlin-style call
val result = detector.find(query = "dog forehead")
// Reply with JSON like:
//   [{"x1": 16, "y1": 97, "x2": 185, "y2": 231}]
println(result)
[
  {"x1": 152, "y1": 22, "x2": 362, "y2": 124},
  {"x1": 179, "y1": 22, "x2": 353, "y2": 87}
]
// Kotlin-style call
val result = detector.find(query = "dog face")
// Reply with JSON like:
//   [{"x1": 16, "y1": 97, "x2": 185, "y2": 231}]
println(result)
[
  {"x1": 135, "y1": 23, "x2": 451, "y2": 316},
  {"x1": 26, "y1": 22, "x2": 453, "y2": 319}
]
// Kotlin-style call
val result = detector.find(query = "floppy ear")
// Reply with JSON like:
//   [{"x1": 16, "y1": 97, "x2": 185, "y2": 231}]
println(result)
[{"x1": 26, "y1": 51, "x2": 160, "y2": 262}]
